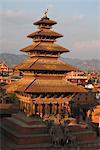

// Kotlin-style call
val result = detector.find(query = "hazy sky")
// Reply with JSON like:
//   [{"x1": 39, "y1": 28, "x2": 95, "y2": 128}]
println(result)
[{"x1": 0, "y1": 0, "x2": 100, "y2": 59}]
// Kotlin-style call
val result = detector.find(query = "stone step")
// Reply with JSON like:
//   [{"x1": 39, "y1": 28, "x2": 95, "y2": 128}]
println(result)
[
  {"x1": 10, "y1": 143, "x2": 55, "y2": 150},
  {"x1": 13, "y1": 113, "x2": 43, "y2": 125},
  {"x1": 1, "y1": 125, "x2": 51, "y2": 145},
  {"x1": 2, "y1": 117, "x2": 48, "y2": 134},
  {"x1": 69, "y1": 130, "x2": 96, "y2": 142},
  {"x1": 1, "y1": 132, "x2": 54, "y2": 150},
  {"x1": 4, "y1": 116, "x2": 45, "y2": 127},
  {"x1": 78, "y1": 143, "x2": 100, "y2": 150},
  {"x1": 0, "y1": 113, "x2": 53, "y2": 149},
  {"x1": 77, "y1": 138, "x2": 100, "y2": 147},
  {"x1": 1, "y1": 124, "x2": 50, "y2": 137},
  {"x1": 67, "y1": 124, "x2": 89, "y2": 132}
]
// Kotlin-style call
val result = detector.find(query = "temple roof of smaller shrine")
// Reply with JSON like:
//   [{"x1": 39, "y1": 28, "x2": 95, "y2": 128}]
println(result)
[
  {"x1": 27, "y1": 29, "x2": 63, "y2": 38},
  {"x1": 15, "y1": 58, "x2": 76, "y2": 71},
  {"x1": 20, "y1": 42, "x2": 69, "y2": 53}
]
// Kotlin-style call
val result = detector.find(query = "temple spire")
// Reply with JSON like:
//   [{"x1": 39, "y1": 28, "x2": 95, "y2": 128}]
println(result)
[
  {"x1": 28, "y1": 10, "x2": 62, "y2": 42},
  {"x1": 43, "y1": 9, "x2": 48, "y2": 18}
]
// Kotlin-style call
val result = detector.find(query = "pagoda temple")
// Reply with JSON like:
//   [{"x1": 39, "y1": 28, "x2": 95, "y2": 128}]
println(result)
[{"x1": 14, "y1": 11, "x2": 86, "y2": 117}]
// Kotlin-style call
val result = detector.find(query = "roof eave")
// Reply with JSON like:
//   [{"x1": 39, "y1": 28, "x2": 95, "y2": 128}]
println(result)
[{"x1": 27, "y1": 34, "x2": 63, "y2": 38}]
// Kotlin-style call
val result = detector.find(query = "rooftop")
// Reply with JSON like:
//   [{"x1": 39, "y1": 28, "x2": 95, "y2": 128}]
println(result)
[
  {"x1": 20, "y1": 42, "x2": 69, "y2": 53},
  {"x1": 34, "y1": 16, "x2": 57, "y2": 25},
  {"x1": 15, "y1": 57, "x2": 76, "y2": 71},
  {"x1": 27, "y1": 29, "x2": 63, "y2": 39}
]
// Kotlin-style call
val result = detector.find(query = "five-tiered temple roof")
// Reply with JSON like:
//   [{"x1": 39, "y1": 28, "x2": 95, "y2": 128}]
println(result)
[{"x1": 9, "y1": 11, "x2": 87, "y2": 113}]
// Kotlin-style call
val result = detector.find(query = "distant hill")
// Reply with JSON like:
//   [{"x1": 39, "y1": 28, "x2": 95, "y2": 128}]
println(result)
[
  {"x1": 0, "y1": 53, "x2": 28, "y2": 66},
  {"x1": 60, "y1": 57, "x2": 100, "y2": 71},
  {"x1": 0, "y1": 53, "x2": 100, "y2": 71}
]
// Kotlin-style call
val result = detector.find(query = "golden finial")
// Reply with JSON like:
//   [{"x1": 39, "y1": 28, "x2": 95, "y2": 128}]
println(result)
[{"x1": 43, "y1": 9, "x2": 48, "y2": 18}]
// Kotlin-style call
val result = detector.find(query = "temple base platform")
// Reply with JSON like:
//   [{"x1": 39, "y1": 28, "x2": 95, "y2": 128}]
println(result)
[{"x1": 0, "y1": 112, "x2": 54, "y2": 150}]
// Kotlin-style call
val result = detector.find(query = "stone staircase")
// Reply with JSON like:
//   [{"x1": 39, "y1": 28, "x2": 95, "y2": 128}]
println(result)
[
  {"x1": 1, "y1": 112, "x2": 100, "y2": 150},
  {"x1": 0, "y1": 112, "x2": 54, "y2": 150},
  {"x1": 66, "y1": 124, "x2": 100, "y2": 150}
]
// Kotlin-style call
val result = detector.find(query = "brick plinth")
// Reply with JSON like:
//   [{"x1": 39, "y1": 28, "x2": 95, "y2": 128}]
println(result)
[
  {"x1": 1, "y1": 112, "x2": 53, "y2": 149},
  {"x1": 67, "y1": 124, "x2": 97, "y2": 142}
]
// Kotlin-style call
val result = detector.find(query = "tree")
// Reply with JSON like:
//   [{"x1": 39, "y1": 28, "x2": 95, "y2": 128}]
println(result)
[
  {"x1": 7, "y1": 93, "x2": 19, "y2": 104},
  {"x1": 0, "y1": 84, "x2": 8, "y2": 103},
  {"x1": 0, "y1": 83, "x2": 19, "y2": 104}
]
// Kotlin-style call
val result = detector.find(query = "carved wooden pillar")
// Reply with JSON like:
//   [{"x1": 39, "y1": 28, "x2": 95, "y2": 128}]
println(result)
[
  {"x1": 20, "y1": 101, "x2": 22, "y2": 110},
  {"x1": 29, "y1": 101, "x2": 33, "y2": 116},
  {"x1": 28, "y1": 102, "x2": 32, "y2": 116},
  {"x1": 24, "y1": 102, "x2": 26, "y2": 108},
  {"x1": 42, "y1": 103, "x2": 45, "y2": 116},
  {"x1": 45, "y1": 104, "x2": 47, "y2": 114},
  {"x1": 47, "y1": 104, "x2": 50, "y2": 114},
  {"x1": 24, "y1": 102, "x2": 27, "y2": 114},
  {"x1": 56, "y1": 102, "x2": 59, "y2": 114},
  {"x1": 32, "y1": 103, "x2": 35, "y2": 115},
  {"x1": 38, "y1": 104, "x2": 42, "y2": 116},
  {"x1": 22, "y1": 101, "x2": 24, "y2": 110},
  {"x1": 35, "y1": 103, "x2": 38, "y2": 115},
  {"x1": 38, "y1": 104, "x2": 40, "y2": 115},
  {"x1": 26, "y1": 102, "x2": 29, "y2": 114},
  {"x1": 49, "y1": 103, "x2": 52, "y2": 114},
  {"x1": 52, "y1": 103, "x2": 55, "y2": 114}
]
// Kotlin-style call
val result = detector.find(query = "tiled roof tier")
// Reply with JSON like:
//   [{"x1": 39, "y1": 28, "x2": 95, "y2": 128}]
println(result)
[
  {"x1": 15, "y1": 58, "x2": 38, "y2": 70},
  {"x1": 0, "y1": 104, "x2": 19, "y2": 115},
  {"x1": 20, "y1": 42, "x2": 69, "y2": 53},
  {"x1": 27, "y1": 29, "x2": 63, "y2": 38},
  {"x1": 16, "y1": 77, "x2": 36, "y2": 92},
  {"x1": 15, "y1": 58, "x2": 77, "y2": 71},
  {"x1": 16, "y1": 77, "x2": 87, "y2": 93},
  {"x1": 6, "y1": 77, "x2": 35, "y2": 93},
  {"x1": 34, "y1": 17, "x2": 57, "y2": 25}
]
